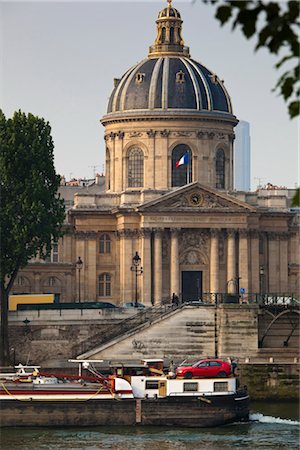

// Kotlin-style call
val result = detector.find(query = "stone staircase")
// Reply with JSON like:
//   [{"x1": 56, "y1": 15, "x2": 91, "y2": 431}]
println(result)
[
  {"x1": 76, "y1": 304, "x2": 217, "y2": 363},
  {"x1": 73, "y1": 303, "x2": 183, "y2": 356}
]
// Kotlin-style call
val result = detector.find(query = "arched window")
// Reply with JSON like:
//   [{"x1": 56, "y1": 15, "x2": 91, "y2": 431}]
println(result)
[
  {"x1": 128, "y1": 147, "x2": 144, "y2": 188},
  {"x1": 106, "y1": 147, "x2": 110, "y2": 190},
  {"x1": 161, "y1": 27, "x2": 166, "y2": 43},
  {"x1": 171, "y1": 145, "x2": 192, "y2": 187},
  {"x1": 99, "y1": 234, "x2": 111, "y2": 254},
  {"x1": 170, "y1": 27, "x2": 175, "y2": 44},
  {"x1": 99, "y1": 273, "x2": 111, "y2": 297},
  {"x1": 216, "y1": 149, "x2": 225, "y2": 189}
]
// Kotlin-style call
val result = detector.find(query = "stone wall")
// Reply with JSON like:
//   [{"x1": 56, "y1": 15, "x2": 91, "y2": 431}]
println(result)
[{"x1": 238, "y1": 363, "x2": 299, "y2": 400}]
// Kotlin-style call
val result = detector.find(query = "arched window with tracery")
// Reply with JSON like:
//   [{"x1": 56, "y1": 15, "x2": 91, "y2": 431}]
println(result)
[
  {"x1": 127, "y1": 147, "x2": 144, "y2": 188},
  {"x1": 216, "y1": 149, "x2": 225, "y2": 189},
  {"x1": 98, "y1": 273, "x2": 111, "y2": 297},
  {"x1": 99, "y1": 234, "x2": 111, "y2": 254},
  {"x1": 171, "y1": 144, "x2": 192, "y2": 187},
  {"x1": 106, "y1": 147, "x2": 110, "y2": 190}
]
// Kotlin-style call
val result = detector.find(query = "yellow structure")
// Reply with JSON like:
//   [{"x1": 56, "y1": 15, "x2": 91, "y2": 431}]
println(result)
[
  {"x1": 9, "y1": 294, "x2": 56, "y2": 311},
  {"x1": 12, "y1": 1, "x2": 299, "y2": 305}
]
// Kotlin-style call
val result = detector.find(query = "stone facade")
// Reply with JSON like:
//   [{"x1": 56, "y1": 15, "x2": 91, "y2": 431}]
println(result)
[{"x1": 10, "y1": 1, "x2": 299, "y2": 307}]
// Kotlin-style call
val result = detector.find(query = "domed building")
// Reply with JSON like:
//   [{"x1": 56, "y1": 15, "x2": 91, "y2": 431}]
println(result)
[
  {"x1": 102, "y1": 0, "x2": 236, "y2": 193},
  {"x1": 13, "y1": 1, "x2": 299, "y2": 309}
]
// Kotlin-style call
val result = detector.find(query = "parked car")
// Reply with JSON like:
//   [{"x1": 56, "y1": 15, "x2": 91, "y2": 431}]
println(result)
[
  {"x1": 176, "y1": 359, "x2": 232, "y2": 379},
  {"x1": 123, "y1": 302, "x2": 146, "y2": 308}
]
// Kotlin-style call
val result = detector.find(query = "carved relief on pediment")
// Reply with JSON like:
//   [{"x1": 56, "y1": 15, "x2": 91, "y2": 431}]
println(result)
[{"x1": 162, "y1": 191, "x2": 231, "y2": 209}]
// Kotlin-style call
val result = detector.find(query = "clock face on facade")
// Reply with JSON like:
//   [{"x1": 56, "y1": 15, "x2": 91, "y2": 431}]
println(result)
[{"x1": 189, "y1": 192, "x2": 203, "y2": 206}]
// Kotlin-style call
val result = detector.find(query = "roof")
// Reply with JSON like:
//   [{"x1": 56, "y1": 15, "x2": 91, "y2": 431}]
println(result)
[{"x1": 106, "y1": 57, "x2": 232, "y2": 115}]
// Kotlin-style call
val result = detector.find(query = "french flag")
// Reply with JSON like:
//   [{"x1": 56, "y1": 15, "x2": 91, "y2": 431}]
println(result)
[{"x1": 176, "y1": 152, "x2": 189, "y2": 168}]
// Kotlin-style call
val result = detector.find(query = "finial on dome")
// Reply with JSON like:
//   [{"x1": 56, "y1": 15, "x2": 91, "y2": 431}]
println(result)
[{"x1": 148, "y1": 0, "x2": 190, "y2": 58}]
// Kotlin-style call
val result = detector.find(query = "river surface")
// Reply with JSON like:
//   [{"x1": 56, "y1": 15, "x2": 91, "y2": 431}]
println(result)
[{"x1": 0, "y1": 401, "x2": 299, "y2": 450}]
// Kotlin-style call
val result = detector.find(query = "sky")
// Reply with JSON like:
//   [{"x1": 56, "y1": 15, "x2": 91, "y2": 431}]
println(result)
[{"x1": 1, "y1": 0, "x2": 298, "y2": 189}]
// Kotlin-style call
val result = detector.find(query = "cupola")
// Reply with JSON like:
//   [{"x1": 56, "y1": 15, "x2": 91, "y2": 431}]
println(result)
[{"x1": 148, "y1": 0, "x2": 190, "y2": 57}]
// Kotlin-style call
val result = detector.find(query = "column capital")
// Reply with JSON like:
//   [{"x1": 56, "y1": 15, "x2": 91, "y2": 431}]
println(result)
[
  {"x1": 117, "y1": 131, "x2": 125, "y2": 139},
  {"x1": 238, "y1": 229, "x2": 248, "y2": 238},
  {"x1": 139, "y1": 228, "x2": 152, "y2": 238},
  {"x1": 147, "y1": 129, "x2": 156, "y2": 138},
  {"x1": 170, "y1": 227, "x2": 181, "y2": 235},
  {"x1": 210, "y1": 229, "x2": 221, "y2": 238},
  {"x1": 226, "y1": 228, "x2": 237, "y2": 238},
  {"x1": 160, "y1": 129, "x2": 170, "y2": 138},
  {"x1": 117, "y1": 229, "x2": 137, "y2": 239},
  {"x1": 153, "y1": 227, "x2": 164, "y2": 235},
  {"x1": 249, "y1": 229, "x2": 259, "y2": 238}
]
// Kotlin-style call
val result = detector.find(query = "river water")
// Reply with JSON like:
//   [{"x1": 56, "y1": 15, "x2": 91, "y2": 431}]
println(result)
[{"x1": 0, "y1": 401, "x2": 299, "y2": 450}]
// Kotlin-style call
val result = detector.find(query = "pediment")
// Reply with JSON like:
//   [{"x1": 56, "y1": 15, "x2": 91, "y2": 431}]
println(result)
[{"x1": 138, "y1": 183, "x2": 256, "y2": 212}]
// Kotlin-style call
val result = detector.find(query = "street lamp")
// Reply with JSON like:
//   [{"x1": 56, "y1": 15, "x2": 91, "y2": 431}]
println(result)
[
  {"x1": 259, "y1": 265, "x2": 265, "y2": 294},
  {"x1": 130, "y1": 251, "x2": 143, "y2": 307},
  {"x1": 76, "y1": 256, "x2": 83, "y2": 303}
]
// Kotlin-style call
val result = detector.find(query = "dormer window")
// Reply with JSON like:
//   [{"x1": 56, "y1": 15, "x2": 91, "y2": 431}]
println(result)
[
  {"x1": 135, "y1": 72, "x2": 145, "y2": 84},
  {"x1": 176, "y1": 70, "x2": 185, "y2": 84},
  {"x1": 210, "y1": 73, "x2": 219, "y2": 85}
]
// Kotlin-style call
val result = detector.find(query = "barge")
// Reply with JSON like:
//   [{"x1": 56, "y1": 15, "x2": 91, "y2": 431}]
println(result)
[{"x1": 0, "y1": 360, "x2": 249, "y2": 427}]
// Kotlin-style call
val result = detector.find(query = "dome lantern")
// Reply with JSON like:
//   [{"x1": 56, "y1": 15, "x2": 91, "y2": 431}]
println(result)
[{"x1": 148, "y1": 0, "x2": 190, "y2": 57}]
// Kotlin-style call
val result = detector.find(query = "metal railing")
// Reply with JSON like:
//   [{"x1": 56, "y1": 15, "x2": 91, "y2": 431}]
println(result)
[{"x1": 74, "y1": 302, "x2": 183, "y2": 356}]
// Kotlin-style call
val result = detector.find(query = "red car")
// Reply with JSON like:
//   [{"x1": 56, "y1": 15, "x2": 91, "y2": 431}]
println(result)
[{"x1": 176, "y1": 359, "x2": 232, "y2": 379}]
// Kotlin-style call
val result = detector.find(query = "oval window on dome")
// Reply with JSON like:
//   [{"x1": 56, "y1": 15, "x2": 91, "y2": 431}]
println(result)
[
  {"x1": 172, "y1": 145, "x2": 192, "y2": 187},
  {"x1": 128, "y1": 147, "x2": 144, "y2": 188}
]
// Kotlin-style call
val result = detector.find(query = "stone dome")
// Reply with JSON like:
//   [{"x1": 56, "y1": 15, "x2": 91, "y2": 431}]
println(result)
[
  {"x1": 105, "y1": 0, "x2": 233, "y2": 117},
  {"x1": 107, "y1": 57, "x2": 232, "y2": 114}
]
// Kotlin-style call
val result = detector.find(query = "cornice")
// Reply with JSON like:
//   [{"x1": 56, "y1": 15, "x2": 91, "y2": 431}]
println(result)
[{"x1": 101, "y1": 110, "x2": 238, "y2": 127}]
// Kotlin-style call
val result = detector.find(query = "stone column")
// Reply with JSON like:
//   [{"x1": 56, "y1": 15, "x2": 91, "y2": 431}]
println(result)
[
  {"x1": 279, "y1": 233, "x2": 288, "y2": 293},
  {"x1": 250, "y1": 230, "x2": 260, "y2": 294},
  {"x1": 110, "y1": 132, "x2": 123, "y2": 192},
  {"x1": 157, "y1": 129, "x2": 169, "y2": 190},
  {"x1": 87, "y1": 237, "x2": 97, "y2": 300},
  {"x1": 147, "y1": 130, "x2": 156, "y2": 189},
  {"x1": 154, "y1": 228, "x2": 163, "y2": 304},
  {"x1": 170, "y1": 228, "x2": 180, "y2": 297},
  {"x1": 118, "y1": 230, "x2": 133, "y2": 303},
  {"x1": 268, "y1": 233, "x2": 279, "y2": 292},
  {"x1": 140, "y1": 228, "x2": 152, "y2": 305},
  {"x1": 210, "y1": 230, "x2": 219, "y2": 293},
  {"x1": 238, "y1": 229, "x2": 249, "y2": 294},
  {"x1": 226, "y1": 229, "x2": 236, "y2": 294},
  {"x1": 228, "y1": 133, "x2": 235, "y2": 190}
]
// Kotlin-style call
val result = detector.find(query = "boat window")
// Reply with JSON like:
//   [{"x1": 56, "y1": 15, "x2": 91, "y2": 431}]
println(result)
[
  {"x1": 145, "y1": 380, "x2": 159, "y2": 390},
  {"x1": 214, "y1": 382, "x2": 228, "y2": 392},
  {"x1": 183, "y1": 382, "x2": 198, "y2": 392},
  {"x1": 209, "y1": 361, "x2": 222, "y2": 367}
]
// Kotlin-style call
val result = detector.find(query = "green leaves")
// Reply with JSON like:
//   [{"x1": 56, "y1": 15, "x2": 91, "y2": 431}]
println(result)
[
  {"x1": 0, "y1": 110, "x2": 65, "y2": 283},
  {"x1": 204, "y1": 0, "x2": 300, "y2": 118}
]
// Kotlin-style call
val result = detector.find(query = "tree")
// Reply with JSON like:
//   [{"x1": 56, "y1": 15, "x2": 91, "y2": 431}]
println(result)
[
  {"x1": 0, "y1": 110, "x2": 65, "y2": 365},
  {"x1": 203, "y1": 0, "x2": 300, "y2": 118}
]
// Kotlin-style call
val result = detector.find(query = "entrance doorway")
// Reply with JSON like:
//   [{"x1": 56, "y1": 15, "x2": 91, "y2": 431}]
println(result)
[{"x1": 182, "y1": 271, "x2": 202, "y2": 302}]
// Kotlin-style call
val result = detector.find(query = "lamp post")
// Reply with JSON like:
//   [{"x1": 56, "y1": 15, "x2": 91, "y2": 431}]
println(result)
[
  {"x1": 130, "y1": 251, "x2": 143, "y2": 307},
  {"x1": 259, "y1": 265, "x2": 265, "y2": 294},
  {"x1": 76, "y1": 256, "x2": 83, "y2": 303}
]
